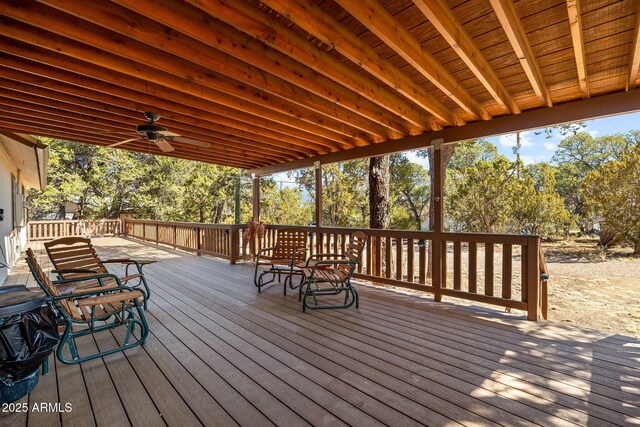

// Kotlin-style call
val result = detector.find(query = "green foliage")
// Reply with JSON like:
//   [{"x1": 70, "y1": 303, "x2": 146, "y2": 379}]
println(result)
[
  {"x1": 583, "y1": 147, "x2": 640, "y2": 253},
  {"x1": 389, "y1": 154, "x2": 430, "y2": 230},
  {"x1": 290, "y1": 161, "x2": 369, "y2": 227},
  {"x1": 446, "y1": 147, "x2": 571, "y2": 237},
  {"x1": 551, "y1": 131, "x2": 638, "y2": 232},
  {"x1": 260, "y1": 180, "x2": 313, "y2": 225}
]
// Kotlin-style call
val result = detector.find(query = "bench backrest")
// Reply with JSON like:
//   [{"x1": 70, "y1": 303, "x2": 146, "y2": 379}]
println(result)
[
  {"x1": 44, "y1": 237, "x2": 107, "y2": 279},
  {"x1": 271, "y1": 228, "x2": 307, "y2": 263}
]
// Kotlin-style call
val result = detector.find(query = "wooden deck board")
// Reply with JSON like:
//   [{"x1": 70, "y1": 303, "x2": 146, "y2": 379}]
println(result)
[{"x1": 2, "y1": 237, "x2": 639, "y2": 427}]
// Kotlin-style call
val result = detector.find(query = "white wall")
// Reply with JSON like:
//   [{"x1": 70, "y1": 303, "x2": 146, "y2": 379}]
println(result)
[{"x1": 0, "y1": 144, "x2": 27, "y2": 285}]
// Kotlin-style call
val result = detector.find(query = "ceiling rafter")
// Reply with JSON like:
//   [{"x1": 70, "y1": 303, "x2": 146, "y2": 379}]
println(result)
[
  {"x1": 187, "y1": 0, "x2": 437, "y2": 131},
  {"x1": 0, "y1": 121, "x2": 261, "y2": 168},
  {"x1": 411, "y1": 0, "x2": 519, "y2": 115},
  {"x1": 0, "y1": 56, "x2": 321, "y2": 157},
  {"x1": 336, "y1": 0, "x2": 490, "y2": 121},
  {"x1": 36, "y1": 0, "x2": 396, "y2": 142},
  {"x1": 0, "y1": 4, "x2": 367, "y2": 148},
  {"x1": 0, "y1": 37, "x2": 342, "y2": 154},
  {"x1": 107, "y1": 0, "x2": 418, "y2": 137},
  {"x1": 489, "y1": 0, "x2": 553, "y2": 107},
  {"x1": 260, "y1": 0, "x2": 462, "y2": 126},
  {"x1": 566, "y1": 0, "x2": 589, "y2": 98},
  {"x1": 628, "y1": 1, "x2": 640, "y2": 90},
  {"x1": 0, "y1": 90, "x2": 300, "y2": 161},
  {"x1": 0, "y1": 99, "x2": 295, "y2": 164}
]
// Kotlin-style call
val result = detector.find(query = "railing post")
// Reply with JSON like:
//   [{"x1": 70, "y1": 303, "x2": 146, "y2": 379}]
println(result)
[
  {"x1": 155, "y1": 223, "x2": 159, "y2": 244},
  {"x1": 196, "y1": 226, "x2": 201, "y2": 256},
  {"x1": 527, "y1": 236, "x2": 543, "y2": 321},
  {"x1": 173, "y1": 225, "x2": 177, "y2": 248},
  {"x1": 230, "y1": 227, "x2": 239, "y2": 265},
  {"x1": 432, "y1": 140, "x2": 443, "y2": 302}
]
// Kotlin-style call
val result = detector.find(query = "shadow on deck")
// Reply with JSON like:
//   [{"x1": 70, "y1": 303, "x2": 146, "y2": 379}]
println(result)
[{"x1": 2, "y1": 237, "x2": 639, "y2": 426}]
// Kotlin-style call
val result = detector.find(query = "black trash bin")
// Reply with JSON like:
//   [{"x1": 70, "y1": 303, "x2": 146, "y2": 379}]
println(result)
[{"x1": 0, "y1": 285, "x2": 59, "y2": 404}]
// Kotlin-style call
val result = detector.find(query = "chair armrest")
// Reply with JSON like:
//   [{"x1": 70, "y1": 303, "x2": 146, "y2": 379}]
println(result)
[
  {"x1": 77, "y1": 290, "x2": 144, "y2": 307},
  {"x1": 101, "y1": 258, "x2": 156, "y2": 265},
  {"x1": 52, "y1": 273, "x2": 123, "y2": 287},
  {"x1": 305, "y1": 253, "x2": 349, "y2": 266},
  {"x1": 53, "y1": 268, "x2": 99, "y2": 275},
  {"x1": 49, "y1": 285, "x2": 136, "y2": 301}
]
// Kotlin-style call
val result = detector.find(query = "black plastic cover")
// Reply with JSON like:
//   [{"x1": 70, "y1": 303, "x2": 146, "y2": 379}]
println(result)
[{"x1": 0, "y1": 288, "x2": 59, "y2": 386}]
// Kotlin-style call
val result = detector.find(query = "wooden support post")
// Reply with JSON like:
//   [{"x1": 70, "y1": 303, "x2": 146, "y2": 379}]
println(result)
[
  {"x1": 527, "y1": 236, "x2": 543, "y2": 321},
  {"x1": 432, "y1": 140, "x2": 443, "y2": 302},
  {"x1": 235, "y1": 169, "x2": 242, "y2": 225},
  {"x1": 252, "y1": 174, "x2": 260, "y2": 221},
  {"x1": 314, "y1": 161, "x2": 323, "y2": 253},
  {"x1": 251, "y1": 174, "x2": 260, "y2": 256}
]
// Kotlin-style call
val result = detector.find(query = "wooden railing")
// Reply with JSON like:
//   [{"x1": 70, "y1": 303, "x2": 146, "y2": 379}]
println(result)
[
  {"x1": 28, "y1": 220, "x2": 124, "y2": 241},
  {"x1": 123, "y1": 219, "x2": 547, "y2": 320},
  {"x1": 123, "y1": 219, "x2": 250, "y2": 262}
]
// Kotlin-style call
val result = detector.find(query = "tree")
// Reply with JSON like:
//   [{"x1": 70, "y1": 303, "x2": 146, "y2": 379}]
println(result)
[
  {"x1": 260, "y1": 179, "x2": 313, "y2": 225},
  {"x1": 389, "y1": 154, "x2": 430, "y2": 230},
  {"x1": 583, "y1": 147, "x2": 640, "y2": 254},
  {"x1": 551, "y1": 131, "x2": 636, "y2": 233},
  {"x1": 447, "y1": 156, "x2": 517, "y2": 233},
  {"x1": 290, "y1": 161, "x2": 368, "y2": 227},
  {"x1": 369, "y1": 155, "x2": 390, "y2": 229},
  {"x1": 511, "y1": 163, "x2": 572, "y2": 237}
]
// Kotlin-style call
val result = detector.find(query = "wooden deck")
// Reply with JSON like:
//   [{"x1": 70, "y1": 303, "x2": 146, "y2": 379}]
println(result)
[{"x1": 1, "y1": 237, "x2": 639, "y2": 427}]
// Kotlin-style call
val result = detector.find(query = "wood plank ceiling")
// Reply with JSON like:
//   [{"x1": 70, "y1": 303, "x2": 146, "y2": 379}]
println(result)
[{"x1": 0, "y1": 0, "x2": 639, "y2": 170}]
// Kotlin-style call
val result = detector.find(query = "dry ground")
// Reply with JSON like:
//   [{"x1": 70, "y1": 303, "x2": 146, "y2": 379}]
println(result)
[{"x1": 543, "y1": 240, "x2": 640, "y2": 337}]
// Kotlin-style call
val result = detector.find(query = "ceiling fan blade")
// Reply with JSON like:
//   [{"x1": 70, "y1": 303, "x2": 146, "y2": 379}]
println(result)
[
  {"x1": 172, "y1": 136, "x2": 212, "y2": 148},
  {"x1": 154, "y1": 138, "x2": 175, "y2": 152},
  {"x1": 157, "y1": 130, "x2": 181, "y2": 137},
  {"x1": 109, "y1": 137, "x2": 141, "y2": 147}
]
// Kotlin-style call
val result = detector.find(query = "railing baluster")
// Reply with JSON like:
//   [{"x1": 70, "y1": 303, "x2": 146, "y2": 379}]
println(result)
[
  {"x1": 469, "y1": 242, "x2": 477, "y2": 293},
  {"x1": 441, "y1": 240, "x2": 448, "y2": 289},
  {"x1": 502, "y1": 244, "x2": 512, "y2": 299},
  {"x1": 396, "y1": 237, "x2": 403, "y2": 281},
  {"x1": 485, "y1": 243, "x2": 494, "y2": 296},
  {"x1": 453, "y1": 241, "x2": 461, "y2": 291},
  {"x1": 418, "y1": 242, "x2": 426, "y2": 285},
  {"x1": 407, "y1": 238, "x2": 414, "y2": 283}
]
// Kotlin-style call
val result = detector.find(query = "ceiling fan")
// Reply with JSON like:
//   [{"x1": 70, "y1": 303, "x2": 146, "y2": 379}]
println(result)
[{"x1": 109, "y1": 112, "x2": 211, "y2": 153}]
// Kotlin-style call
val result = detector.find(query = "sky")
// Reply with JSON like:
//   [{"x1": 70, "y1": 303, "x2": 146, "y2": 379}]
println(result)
[
  {"x1": 274, "y1": 111, "x2": 640, "y2": 184},
  {"x1": 406, "y1": 111, "x2": 640, "y2": 168}
]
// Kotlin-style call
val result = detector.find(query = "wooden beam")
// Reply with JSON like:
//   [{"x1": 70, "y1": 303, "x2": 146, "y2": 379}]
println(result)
[
  {"x1": 186, "y1": 0, "x2": 436, "y2": 131},
  {"x1": 0, "y1": 52, "x2": 324, "y2": 156},
  {"x1": 0, "y1": 101, "x2": 287, "y2": 164},
  {"x1": 28, "y1": 0, "x2": 387, "y2": 143},
  {"x1": 411, "y1": 0, "x2": 519, "y2": 114},
  {"x1": 250, "y1": 89, "x2": 640, "y2": 175},
  {"x1": 0, "y1": 76, "x2": 306, "y2": 161},
  {"x1": 337, "y1": 0, "x2": 489, "y2": 121},
  {"x1": 260, "y1": 0, "x2": 461, "y2": 126},
  {"x1": 0, "y1": 11, "x2": 364, "y2": 149},
  {"x1": 0, "y1": 131, "x2": 46, "y2": 149},
  {"x1": 0, "y1": 121, "x2": 258, "y2": 168},
  {"x1": 111, "y1": 0, "x2": 418, "y2": 137},
  {"x1": 489, "y1": 0, "x2": 553, "y2": 107},
  {"x1": 566, "y1": 0, "x2": 589, "y2": 98},
  {"x1": 0, "y1": 92, "x2": 296, "y2": 163},
  {"x1": 628, "y1": 1, "x2": 640, "y2": 90}
]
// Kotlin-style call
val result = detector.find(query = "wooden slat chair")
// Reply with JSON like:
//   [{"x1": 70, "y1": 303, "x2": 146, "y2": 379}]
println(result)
[
  {"x1": 299, "y1": 231, "x2": 367, "y2": 311},
  {"x1": 25, "y1": 248, "x2": 149, "y2": 365},
  {"x1": 254, "y1": 228, "x2": 307, "y2": 294},
  {"x1": 44, "y1": 237, "x2": 155, "y2": 309}
]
